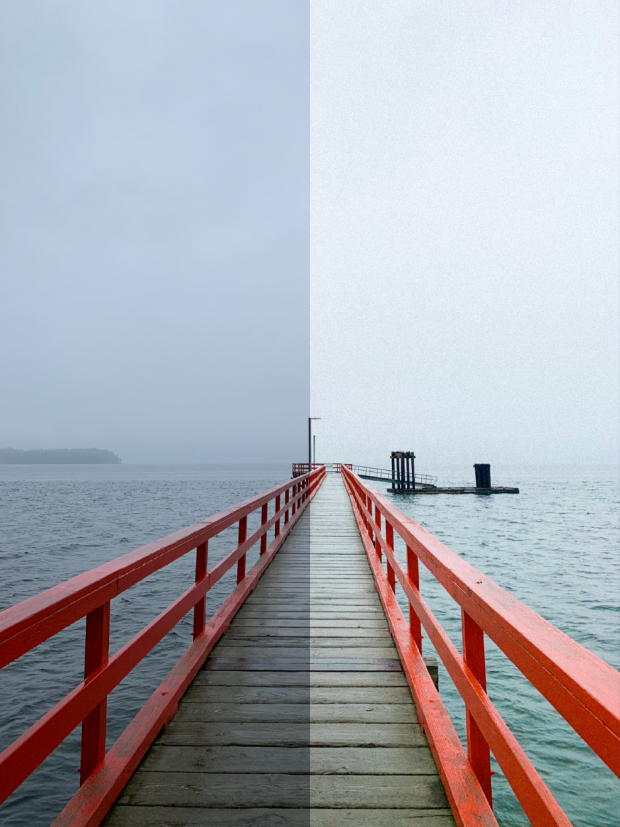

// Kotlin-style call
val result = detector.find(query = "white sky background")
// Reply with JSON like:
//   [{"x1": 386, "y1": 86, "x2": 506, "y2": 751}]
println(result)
[
  {"x1": 0, "y1": 2, "x2": 309, "y2": 463},
  {"x1": 311, "y1": 2, "x2": 619, "y2": 468}
]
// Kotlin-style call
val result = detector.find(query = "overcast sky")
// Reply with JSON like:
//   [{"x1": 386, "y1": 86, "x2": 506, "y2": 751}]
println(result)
[
  {"x1": 0, "y1": 1, "x2": 309, "y2": 463},
  {"x1": 311, "y1": 1, "x2": 619, "y2": 468},
  {"x1": 1, "y1": 3, "x2": 617, "y2": 467}
]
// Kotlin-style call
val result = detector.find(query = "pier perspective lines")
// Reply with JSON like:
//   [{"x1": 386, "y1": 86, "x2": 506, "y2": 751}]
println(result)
[
  {"x1": 105, "y1": 473, "x2": 455, "y2": 825},
  {"x1": 0, "y1": 466, "x2": 617, "y2": 826}
]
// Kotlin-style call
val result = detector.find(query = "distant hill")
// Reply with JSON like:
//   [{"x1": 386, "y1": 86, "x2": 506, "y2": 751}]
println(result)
[{"x1": 0, "y1": 448, "x2": 121, "y2": 464}]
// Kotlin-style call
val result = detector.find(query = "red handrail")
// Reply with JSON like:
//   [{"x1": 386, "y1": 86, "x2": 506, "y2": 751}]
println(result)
[
  {"x1": 341, "y1": 466, "x2": 619, "y2": 827},
  {"x1": 0, "y1": 466, "x2": 326, "y2": 826}
]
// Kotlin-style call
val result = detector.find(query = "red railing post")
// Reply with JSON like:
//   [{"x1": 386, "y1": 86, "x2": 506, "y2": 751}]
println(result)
[
  {"x1": 284, "y1": 488, "x2": 290, "y2": 524},
  {"x1": 374, "y1": 504, "x2": 382, "y2": 559},
  {"x1": 386, "y1": 521, "x2": 396, "y2": 592},
  {"x1": 236, "y1": 516, "x2": 247, "y2": 584},
  {"x1": 260, "y1": 503, "x2": 268, "y2": 555},
  {"x1": 292, "y1": 483, "x2": 297, "y2": 515},
  {"x1": 407, "y1": 546, "x2": 422, "y2": 653},
  {"x1": 80, "y1": 601, "x2": 110, "y2": 784},
  {"x1": 193, "y1": 541, "x2": 208, "y2": 640},
  {"x1": 275, "y1": 495, "x2": 281, "y2": 537},
  {"x1": 462, "y1": 609, "x2": 493, "y2": 805}
]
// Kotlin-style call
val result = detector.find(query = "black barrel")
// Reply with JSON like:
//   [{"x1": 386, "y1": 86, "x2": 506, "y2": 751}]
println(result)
[{"x1": 474, "y1": 464, "x2": 491, "y2": 489}]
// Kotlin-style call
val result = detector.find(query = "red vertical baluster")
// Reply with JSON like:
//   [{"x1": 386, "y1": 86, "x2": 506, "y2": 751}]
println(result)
[
  {"x1": 80, "y1": 601, "x2": 110, "y2": 784},
  {"x1": 285, "y1": 488, "x2": 290, "y2": 524},
  {"x1": 260, "y1": 503, "x2": 268, "y2": 555},
  {"x1": 386, "y1": 521, "x2": 396, "y2": 591},
  {"x1": 406, "y1": 546, "x2": 422, "y2": 652},
  {"x1": 193, "y1": 541, "x2": 209, "y2": 640},
  {"x1": 462, "y1": 609, "x2": 493, "y2": 805},
  {"x1": 275, "y1": 495, "x2": 281, "y2": 537},
  {"x1": 236, "y1": 516, "x2": 247, "y2": 584},
  {"x1": 375, "y1": 504, "x2": 382, "y2": 558}
]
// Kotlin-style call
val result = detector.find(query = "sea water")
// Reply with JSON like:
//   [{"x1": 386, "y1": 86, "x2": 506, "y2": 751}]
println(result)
[
  {"x1": 0, "y1": 464, "x2": 290, "y2": 826},
  {"x1": 0, "y1": 463, "x2": 618, "y2": 825},
  {"x1": 383, "y1": 463, "x2": 619, "y2": 827}
]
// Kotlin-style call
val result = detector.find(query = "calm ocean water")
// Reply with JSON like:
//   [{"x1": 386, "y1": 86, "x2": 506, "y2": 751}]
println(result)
[
  {"x1": 0, "y1": 463, "x2": 618, "y2": 825},
  {"x1": 383, "y1": 463, "x2": 620, "y2": 827}
]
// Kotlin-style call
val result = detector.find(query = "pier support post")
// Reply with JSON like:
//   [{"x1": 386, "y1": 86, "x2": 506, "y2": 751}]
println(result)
[
  {"x1": 407, "y1": 546, "x2": 422, "y2": 653},
  {"x1": 462, "y1": 609, "x2": 493, "y2": 805},
  {"x1": 237, "y1": 516, "x2": 247, "y2": 584},
  {"x1": 386, "y1": 521, "x2": 396, "y2": 592},
  {"x1": 260, "y1": 504, "x2": 268, "y2": 555},
  {"x1": 80, "y1": 601, "x2": 110, "y2": 784},
  {"x1": 193, "y1": 541, "x2": 209, "y2": 639}
]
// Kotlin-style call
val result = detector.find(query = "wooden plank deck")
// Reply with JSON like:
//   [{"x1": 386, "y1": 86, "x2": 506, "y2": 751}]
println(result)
[{"x1": 104, "y1": 473, "x2": 455, "y2": 826}]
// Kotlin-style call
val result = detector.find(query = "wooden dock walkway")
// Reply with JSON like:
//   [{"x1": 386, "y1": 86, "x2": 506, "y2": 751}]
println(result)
[{"x1": 104, "y1": 473, "x2": 454, "y2": 826}]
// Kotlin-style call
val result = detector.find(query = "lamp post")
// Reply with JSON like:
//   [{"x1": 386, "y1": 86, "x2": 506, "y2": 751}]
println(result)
[{"x1": 309, "y1": 417, "x2": 321, "y2": 472}]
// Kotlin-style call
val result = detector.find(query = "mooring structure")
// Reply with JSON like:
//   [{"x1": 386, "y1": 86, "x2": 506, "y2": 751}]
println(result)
[{"x1": 0, "y1": 465, "x2": 616, "y2": 825}]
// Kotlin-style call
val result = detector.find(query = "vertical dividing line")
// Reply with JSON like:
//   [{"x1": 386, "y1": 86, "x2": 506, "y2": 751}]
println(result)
[
  {"x1": 260, "y1": 503, "x2": 268, "y2": 555},
  {"x1": 275, "y1": 495, "x2": 281, "y2": 537},
  {"x1": 236, "y1": 516, "x2": 248, "y2": 584},
  {"x1": 292, "y1": 484, "x2": 297, "y2": 516},
  {"x1": 284, "y1": 488, "x2": 290, "y2": 524},
  {"x1": 462, "y1": 609, "x2": 493, "y2": 806},
  {"x1": 193, "y1": 541, "x2": 209, "y2": 639},
  {"x1": 80, "y1": 601, "x2": 111, "y2": 785},
  {"x1": 386, "y1": 521, "x2": 396, "y2": 591},
  {"x1": 406, "y1": 546, "x2": 422, "y2": 652},
  {"x1": 375, "y1": 504, "x2": 382, "y2": 560}
]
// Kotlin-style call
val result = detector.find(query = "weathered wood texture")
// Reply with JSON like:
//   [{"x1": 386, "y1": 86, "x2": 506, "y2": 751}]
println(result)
[{"x1": 104, "y1": 474, "x2": 454, "y2": 826}]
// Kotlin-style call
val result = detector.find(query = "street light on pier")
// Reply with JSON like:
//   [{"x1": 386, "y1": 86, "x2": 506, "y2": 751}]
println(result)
[{"x1": 309, "y1": 417, "x2": 321, "y2": 472}]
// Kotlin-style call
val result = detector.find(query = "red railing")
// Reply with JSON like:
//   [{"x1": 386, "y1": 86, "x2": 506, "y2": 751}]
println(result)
[
  {"x1": 341, "y1": 466, "x2": 619, "y2": 827},
  {"x1": 0, "y1": 466, "x2": 326, "y2": 827},
  {"x1": 292, "y1": 462, "x2": 351, "y2": 477},
  {"x1": 292, "y1": 462, "x2": 326, "y2": 477}
]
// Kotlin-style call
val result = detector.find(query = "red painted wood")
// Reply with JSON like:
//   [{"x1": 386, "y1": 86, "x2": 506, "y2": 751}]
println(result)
[
  {"x1": 275, "y1": 495, "x2": 281, "y2": 538},
  {"x1": 386, "y1": 521, "x2": 396, "y2": 592},
  {"x1": 284, "y1": 488, "x2": 290, "y2": 524},
  {"x1": 260, "y1": 503, "x2": 268, "y2": 555},
  {"x1": 342, "y1": 467, "x2": 620, "y2": 777},
  {"x1": 236, "y1": 516, "x2": 247, "y2": 584},
  {"x1": 462, "y1": 609, "x2": 492, "y2": 805},
  {"x1": 342, "y1": 469, "x2": 608, "y2": 825},
  {"x1": 406, "y1": 546, "x2": 423, "y2": 653},
  {"x1": 80, "y1": 602, "x2": 110, "y2": 784},
  {"x1": 51, "y1": 482, "x2": 321, "y2": 827},
  {"x1": 344, "y1": 478, "x2": 498, "y2": 827},
  {"x1": 192, "y1": 542, "x2": 208, "y2": 640},
  {"x1": 0, "y1": 473, "x2": 319, "y2": 670},
  {"x1": 0, "y1": 466, "x2": 326, "y2": 817}
]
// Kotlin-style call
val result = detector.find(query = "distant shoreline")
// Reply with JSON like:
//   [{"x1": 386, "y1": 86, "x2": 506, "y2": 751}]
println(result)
[{"x1": 0, "y1": 448, "x2": 121, "y2": 465}]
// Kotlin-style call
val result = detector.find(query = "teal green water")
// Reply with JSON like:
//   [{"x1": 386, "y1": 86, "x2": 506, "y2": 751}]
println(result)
[{"x1": 382, "y1": 464, "x2": 619, "y2": 827}]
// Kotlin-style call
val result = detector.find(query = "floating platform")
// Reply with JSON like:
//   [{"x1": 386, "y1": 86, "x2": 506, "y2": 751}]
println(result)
[{"x1": 388, "y1": 486, "x2": 519, "y2": 495}]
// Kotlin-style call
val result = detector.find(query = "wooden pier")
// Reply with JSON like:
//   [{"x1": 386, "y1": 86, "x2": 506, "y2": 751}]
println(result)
[
  {"x1": 1, "y1": 464, "x2": 617, "y2": 827},
  {"x1": 104, "y1": 474, "x2": 453, "y2": 825}
]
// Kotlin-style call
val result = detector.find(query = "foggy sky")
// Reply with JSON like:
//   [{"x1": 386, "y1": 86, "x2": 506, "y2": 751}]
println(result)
[
  {"x1": 0, "y1": 1, "x2": 309, "y2": 463},
  {"x1": 311, "y1": 1, "x2": 619, "y2": 467},
  {"x1": 2, "y1": 4, "x2": 617, "y2": 469}
]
